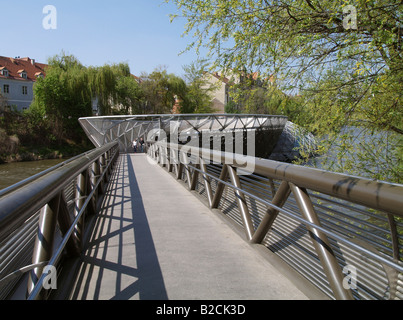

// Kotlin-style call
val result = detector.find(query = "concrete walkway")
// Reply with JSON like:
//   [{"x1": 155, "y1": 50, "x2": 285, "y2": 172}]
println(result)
[{"x1": 69, "y1": 153, "x2": 308, "y2": 300}]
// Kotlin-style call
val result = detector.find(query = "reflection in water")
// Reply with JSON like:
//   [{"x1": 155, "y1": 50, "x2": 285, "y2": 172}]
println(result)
[{"x1": 0, "y1": 159, "x2": 66, "y2": 190}]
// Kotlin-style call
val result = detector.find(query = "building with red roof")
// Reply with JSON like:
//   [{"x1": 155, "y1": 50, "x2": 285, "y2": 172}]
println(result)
[{"x1": 0, "y1": 56, "x2": 48, "y2": 111}]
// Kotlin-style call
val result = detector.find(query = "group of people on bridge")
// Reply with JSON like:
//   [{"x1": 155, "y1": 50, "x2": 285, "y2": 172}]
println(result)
[{"x1": 132, "y1": 137, "x2": 145, "y2": 153}]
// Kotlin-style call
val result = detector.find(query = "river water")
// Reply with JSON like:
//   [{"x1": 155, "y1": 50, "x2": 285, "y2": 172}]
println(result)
[
  {"x1": 0, "y1": 158, "x2": 67, "y2": 190},
  {"x1": 0, "y1": 126, "x2": 398, "y2": 191}
]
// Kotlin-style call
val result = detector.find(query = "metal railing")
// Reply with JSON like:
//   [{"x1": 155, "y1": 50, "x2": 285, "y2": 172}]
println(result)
[
  {"x1": 147, "y1": 140, "x2": 403, "y2": 300},
  {"x1": 0, "y1": 142, "x2": 119, "y2": 300}
]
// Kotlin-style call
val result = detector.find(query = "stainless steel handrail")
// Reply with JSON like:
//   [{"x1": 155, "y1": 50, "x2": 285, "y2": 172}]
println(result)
[
  {"x1": 0, "y1": 142, "x2": 119, "y2": 300},
  {"x1": 147, "y1": 140, "x2": 403, "y2": 300},
  {"x1": 0, "y1": 149, "x2": 101, "y2": 198},
  {"x1": 0, "y1": 142, "x2": 118, "y2": 243}
]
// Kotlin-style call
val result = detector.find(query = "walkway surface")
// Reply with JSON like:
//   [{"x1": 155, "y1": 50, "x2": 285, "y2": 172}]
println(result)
[{"x1": 69, "y1": 153, "x2": 308, "y2": 300}]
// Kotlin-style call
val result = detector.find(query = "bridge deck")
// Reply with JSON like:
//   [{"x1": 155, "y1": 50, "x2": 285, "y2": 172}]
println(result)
[{"x1": 68, "y1": 153, "x2": 308, "y2": 300}]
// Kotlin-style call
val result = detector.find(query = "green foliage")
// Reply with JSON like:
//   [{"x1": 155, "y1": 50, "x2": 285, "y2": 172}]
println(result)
[
  {"x1": 29, "y1": 53, "x2": 144, "y2": 144},
  {"x1": 30, "y1": 53, "x2": 93, "y2": 143},
  {"x1": 139, "y1": 67, "x2": 182, "y2": 114},
  {"x1": 168, "y1": 0, "x2": 403, "y2": 183},
  {"x1": 181, "y1": 59, "x2": 218, "y2": 113},
  {"x1": 224, "y1": 100, "x2": 239, "y2": 114},
  {"x1": 114, "y1": 75, "x2": 143, "y2": 114},
  {"x1": 138, "y1": 63, "x2": 217, "y2": 114},
  {"x1": 88, "y1": 62, "x2": 133, "y2": 115}
]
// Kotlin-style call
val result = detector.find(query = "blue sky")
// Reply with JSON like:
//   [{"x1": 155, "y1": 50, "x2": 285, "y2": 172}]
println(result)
[{"x1": 0, "y1": 0, "x2": 202, "y2": 77}]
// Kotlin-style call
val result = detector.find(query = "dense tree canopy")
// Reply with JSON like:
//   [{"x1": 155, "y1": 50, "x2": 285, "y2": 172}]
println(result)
[
  {"x1": 30, "y1": 54, "x2": 143, "y2": 143},
  {"x1": 169, "y1": 0, "x2": 402, "y2": 182},
  {"x1": 181, "y1": 59, "x2": 219, "y2": 113},
  {"x1": 138, "y1": 68, "x2": 186, "y2": 114},
  {"x1": 30, "y1": 54, "x2": 92, "y2": 143}
]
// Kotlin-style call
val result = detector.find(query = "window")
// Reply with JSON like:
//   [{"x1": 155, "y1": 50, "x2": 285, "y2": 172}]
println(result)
[
  {"x1": 3, "y1": 84, "x2": 9, "y2": 94},
  {"x1": 18, "y1": 70, "x2": 27, "y2": 79},
  {"x1": 22, "y1": 86, "x2": 28, "y2": 95},
  {"x1": 1, "y1": 69, "x2": 9, "y2": 77}
]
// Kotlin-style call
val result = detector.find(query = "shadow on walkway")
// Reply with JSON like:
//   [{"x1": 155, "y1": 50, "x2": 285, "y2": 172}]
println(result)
[{"x1": 69, "y1": 154, "x2": 168, "y2": 300}]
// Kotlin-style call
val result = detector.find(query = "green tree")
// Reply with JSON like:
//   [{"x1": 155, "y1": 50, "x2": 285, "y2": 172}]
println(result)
[
  {"x1": 181, "y1": 59, "x2": 218, "y2": 113},
  {"x1": 30, "y1": 54, "x2": 92, "y2": 143},
  {"x1": 88, "y1": 62, "x2": 136, "y2": 115},
  {"x1": 139, "y1": 67, "x2": 189, "y2": 114},
  {"x1": 169, "y1": 0, "x2": 402, "y2": 182},
  {"x1": 114, "y1": 75, "x2": 143, "y2": 114},
  {"x1": 30, "y1": 53, "x2": 141, "y2": 143}
]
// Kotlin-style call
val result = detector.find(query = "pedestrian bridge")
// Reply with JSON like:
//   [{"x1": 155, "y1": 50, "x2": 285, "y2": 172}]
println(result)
[
  {"x1": 69, "y1": 153, "x2": 310, "y2": 300},
  {"x1": 0, "y1": 115, "x2": 402, "y2": 300}
]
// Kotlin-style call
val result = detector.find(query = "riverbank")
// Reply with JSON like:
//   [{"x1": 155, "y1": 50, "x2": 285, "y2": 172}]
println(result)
[
  {"x1": 0, "y1": 111, "x2": 93, "y2": 164},
  {"x1": 0, "y1": 142, "x2": 92, "y2": 164}
]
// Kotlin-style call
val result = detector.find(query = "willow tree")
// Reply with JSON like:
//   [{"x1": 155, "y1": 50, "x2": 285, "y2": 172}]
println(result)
[
  {"x1": 88, "y1": 63, "x2": 132, "y2": 115},
  {"x1": 31, "y1": 54, "x2": 139, "y2": 144},
  {"x1": 31, "y1": 54, "x2": 93, "y2": 143},
  {"x1": 114, "y1": 75, "x2": 143, "y2": 115},
  {"x1": 139, "y1": 67, "x2": 189, "y2": 114},
  {"x1": 169, "y1": 0, "x2": 402, "y2": 182}
]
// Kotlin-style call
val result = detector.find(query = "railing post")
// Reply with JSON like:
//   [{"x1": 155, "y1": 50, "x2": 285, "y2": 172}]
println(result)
[
  {"x1": 289, "y1": 182, "x2": 354, "y2": 300},
  {"x1": 176, "y1": 161, "x2": 184, "y2": 180},
  {"x1": 211, "y1": 164, "x2": 229, "y2": 209},
  {"x1": 181, "y1": 152, "x2": 193, "y2": 189},
  {"x1": 98, "y1": 155, "x2": 106, "y2": 194},
  {"x1": 190, "y1": 164, "x2": 200, "y2": 191},
  {"x1": 87, "y1": 162, "x2": 98, "y2": 216},
  {"x1": 200, "y1": 158, "x2": 214, "y2": 208},
  {"x1": 27, "y1": 194, "x2": 60, "y2": 299},
  {"x1": 387, "y1": 214, "x2": 400, "y2": 261},
  {"x1": 74, "y1": 170, "x2": 87, "y2": 250},
  {"x1": 167, "y1": 147, "x2": 173, "y2": 172},
  {"x1": 251, "y1": 181, "x2": 290, "y2": 244},
  {"x1": 104, "y1": 150, "x2": 111, "y2": 180},
  {"x1": 57, "y1": 193, "x2": 81, "y2": 257},
  {"x1": 227, "y1": 165, "x2": 254, "y2": 241}
]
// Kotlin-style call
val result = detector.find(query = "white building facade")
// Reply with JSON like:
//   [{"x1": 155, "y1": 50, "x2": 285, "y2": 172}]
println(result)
[{"x1": 0, "y1": 56, "x2": 47, "y2": 112}]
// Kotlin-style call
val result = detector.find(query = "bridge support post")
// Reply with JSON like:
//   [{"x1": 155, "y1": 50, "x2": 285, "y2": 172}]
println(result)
[
  {"x1": 190, "y1": 164, "x2": 200, "y2": 191},
  {"x1": 27, "y1": 194, "x2": 60, "y2": 299},
  {"x1": 74, "y1": 170, "x2": 87, "y2": 251},
  {"x1": 167, "y1": 148, "x2": 173, "y2": 172},
  {"x1": 251, "y1": 181, "x2": 290, "y2": 244},
  {"x1": 57, "y1": 193, "x2": 81, "y2": 257},
  {"x1": 200, "y1": 158, "x2": 214, "y2": 208},
  {"x1": 211, "y1": 164, "x2": 229, "y2": 209},
  {"x1": 180, "y1": 151, "x2": 193, "y2": 189},
  {"x1": 289, "y1": 183, "x2": 354, "y2": 300},
  {"x1": 98, "y1": 156, "x2": 105, "y2": 194},
  {"x1": 227, "y1": 165, "x2": 254, "y2": 241}
]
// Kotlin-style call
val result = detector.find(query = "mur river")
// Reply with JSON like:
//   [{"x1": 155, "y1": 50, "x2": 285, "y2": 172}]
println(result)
[
  {"x1": 0, "y1": 158, "x2": 67, "y2": 190},
  {"x1": 0, "y1": 125, "x2": 397, "y2": 191}
]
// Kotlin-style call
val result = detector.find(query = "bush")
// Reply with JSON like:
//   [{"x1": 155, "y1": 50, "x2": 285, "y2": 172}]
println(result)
[{"x1": 0, "y1": 129, "x2": 20, "y2": 155}]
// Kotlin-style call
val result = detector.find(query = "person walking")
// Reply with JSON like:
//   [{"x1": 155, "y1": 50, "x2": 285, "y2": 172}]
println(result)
[
  {"x1": 139, "y1": 137, "x2": 145, "y2": 153},
  {"x1": 133, "y1": 139, "x2": 138, "y2": 153}
]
